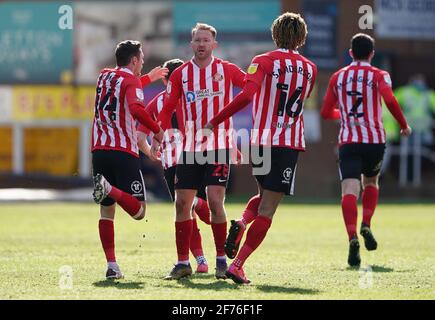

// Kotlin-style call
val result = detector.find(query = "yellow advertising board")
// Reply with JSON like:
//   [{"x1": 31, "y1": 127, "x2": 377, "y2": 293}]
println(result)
[
  {"x1": 24, "y1": 128, "x2": 80, "y2": 176},
  {"x1": 11, "y1": 86, "x2": 94, "y2": 120},
  {"x1": 0, "y1": 127, "x2": 12, "y2": 172}
]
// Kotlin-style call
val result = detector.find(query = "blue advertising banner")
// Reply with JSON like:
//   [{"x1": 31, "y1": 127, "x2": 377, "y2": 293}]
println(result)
[
  {"x1": 303, "y1": 0, "x2": 338, "y2": 70},
  {"x1": 0, "y1": 1, "x2": 73, "y2": 84}
]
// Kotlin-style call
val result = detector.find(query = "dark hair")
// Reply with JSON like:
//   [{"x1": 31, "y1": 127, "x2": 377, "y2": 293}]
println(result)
[
  {"x1": 162, "y1": 59, "x2": 184, "y2": 80},
  {"x1": 271, "y1": 12, "x2": 307, "y2": 50},
  {"x1": 115, "y1": 40, "x2": 141, "y2": 66},
  {"x1": 351, "y1": 33, "x2": 374, "y2": 60}
]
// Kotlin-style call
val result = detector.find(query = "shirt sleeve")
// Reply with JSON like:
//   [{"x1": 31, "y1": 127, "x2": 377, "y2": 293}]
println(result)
[
  {"x1": 378, "y1": 71, "x2": 408, "y2": 129},
  {"x1": 210, "y1": 80, "x2": 259, "y2": 127},
  {"x1": 320, "y1": 74, "x2": 340, "y2": 120},
  {"x1": 125, "y1": 80, "x2": 160, "y2": 134},
  {"x1": 227, "y1": 62, "x2": 246, "y2": 88},
  {"x1": 156, "y1": 71, "x2": 182, "y2": 130},
  {"x1": 245, "y1": 56, "x2": 267, "y2": 87},
  {"x1": 137, "y1": 98, "x2": 158, "y2": 135},
  {"x1": 140, "y1": 74, "x2": 151, "y2": 88}
]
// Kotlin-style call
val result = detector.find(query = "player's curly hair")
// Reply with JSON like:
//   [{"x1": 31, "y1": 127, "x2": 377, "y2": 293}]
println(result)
[
  {"x1": 191, "y1": 22, "x2": 217, "y2": 39},
  {"x1": 271, "y1": 12, "x2": 307, "y2": 50}
]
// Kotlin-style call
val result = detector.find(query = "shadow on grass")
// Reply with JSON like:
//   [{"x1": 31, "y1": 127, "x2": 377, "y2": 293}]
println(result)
[
  {"x1": 370, "y1": 265, "x2": 395, "y2": 273},
  {"x1": 93, "y1": 280, "x2": 145, "y2": 289},
  {"x1": 254, "y1": 285, "x2": 320, "y2": 295},
  {"x1": 160, "y1": 278, "x2": 239, "y2": 290},
  {"x1": 158, "y1": 278, "x2": 320, "y2": 295}
]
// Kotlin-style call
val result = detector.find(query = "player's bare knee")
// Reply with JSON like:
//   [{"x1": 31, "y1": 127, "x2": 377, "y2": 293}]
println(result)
[
  {"x1": 175, "y1": 198, "x2": 190, "y2": 215},
  {"x1": 362, "y1": 176, "x2": 379, "y2": 189},
  {"x1": 342, "y1": 179, "x2": 360, "y2": 198},
  {"x1": 208, "y1": 198, "x2": 224, "y2": 215}
]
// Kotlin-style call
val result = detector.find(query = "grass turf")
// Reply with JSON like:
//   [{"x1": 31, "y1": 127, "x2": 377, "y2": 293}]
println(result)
[{"x1": 0, "y1": 202, "x2": 434, "y2": 299}]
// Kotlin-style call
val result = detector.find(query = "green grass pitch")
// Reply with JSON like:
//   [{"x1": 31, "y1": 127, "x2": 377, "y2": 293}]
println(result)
[{"x1": 0, "y1": 202, "x2": 434, "y2": 299}]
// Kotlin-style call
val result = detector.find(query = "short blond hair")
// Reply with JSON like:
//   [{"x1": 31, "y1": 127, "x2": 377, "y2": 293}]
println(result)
[
  {"x1": 191, "y1": 23, "x2": 217, "y2": 39},
  {"x1": 271, "y1": 12, "x2": 307, "y2": 50}
]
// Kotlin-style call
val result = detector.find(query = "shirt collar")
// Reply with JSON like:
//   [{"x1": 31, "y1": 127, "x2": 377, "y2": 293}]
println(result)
[
  {"x1": 351, "y1": 61, "x2": 371, "y2": 67},
  {"x1": 116, "y1": 67, "x2": 134, "y2": 75}
]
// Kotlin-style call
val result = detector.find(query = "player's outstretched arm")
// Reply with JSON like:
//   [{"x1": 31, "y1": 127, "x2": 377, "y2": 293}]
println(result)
[
  {"x1": 205, "y1": 80, "x2": 258, "y2": 130},
  {"x1": 320, "y1": 76, "x2": 340, "y2": 120},
  {"x1": 140, "y1": 66, "x2": 169, "y2": 87},
  {"x1": 378, "y1": 73, "x2": 410, "y2": 135},
  {"x1": 137, "y1": 130, "x2": 161, "y2": 162}
]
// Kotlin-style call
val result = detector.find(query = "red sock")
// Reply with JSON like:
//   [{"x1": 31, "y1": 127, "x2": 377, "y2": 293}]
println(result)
[
  {"x1": 233, "y1": 215, "x2": 271, "y2": 268},
  {"x1": 240, "y1": 194, "x2": 261, "y2": 226},
  {"x1": 190, "y1": 219, "x2": 204, "y2": 257},
  {"x1": 211, "y1": 222, "x2": 227, "y2": 257},
  {"x1": 175, "y1": 219, "x2": 193, "y2": 262},
  {"x1": 98, "y1": 219, "x2": 116, "y2": 262},
  {"x1": 108, "y1": 186, "x2": 142, "y2": 218},
  {"x1": 362, "y1": 186, "x2": 379, "y2": 227},
  {"x1": 194, "y1": 198, "x2": 211, "y2": 225},
  {"x1": 342, "y1": 194, "x2": 358, "y2": 240}
]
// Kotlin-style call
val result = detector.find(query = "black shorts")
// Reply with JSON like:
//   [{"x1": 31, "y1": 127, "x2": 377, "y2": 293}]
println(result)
[
  {"x1": 252, "y1": 146, "x2": 299, "y2": 196},
  {"x1": 175, "y1": 150, "x2": 230, "y2": 190},
  {"x1": 338, "y1": 143, "x2": 386, "y2": 180},
  {"x1": 92, "y1": 150, "x2": 146, "y2": 206},
  {"x1": 163, "y1": 165, "x2": 207, "y2": 202}
]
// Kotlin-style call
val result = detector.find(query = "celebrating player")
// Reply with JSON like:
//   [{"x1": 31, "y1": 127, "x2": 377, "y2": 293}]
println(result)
[
  {"x1": 137, "y1": 58, "x2": 212, "y2": 274},
  {"x1": 320, "y1": 33, "x2": 412, "y2": 267},
  {"x1": 151, "y1": 23, "x2": 246, "y2": 280},
  {"x1": 91, "y1": 40, "x2": 167, "y2": 279},
  {"x1": 205, "y1": 12, "x2": 317, "y2": 284}
]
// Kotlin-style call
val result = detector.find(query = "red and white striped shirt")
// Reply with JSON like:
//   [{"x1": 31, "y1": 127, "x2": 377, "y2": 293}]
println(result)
[
  {"x1": 92, "y1": 67, "x2": 159, "y2": 157},
  {"x1": 138, "y1": 91, "x2": 183, "y2": 169},
  {"x1": 321, "y1": 61, "x2": 408, "y2": 145},
  {"x1": 157, "y1": 57, "x2": 245, "y2": 152},
  {"x1": 247, "y1": 49, "x2": 316, "y2": 149}
]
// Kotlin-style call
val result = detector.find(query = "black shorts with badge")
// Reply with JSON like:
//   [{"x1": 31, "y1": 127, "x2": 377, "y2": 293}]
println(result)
[
  {"x1": 338, "y1": 143, "x2": 386, "y2": 180},
  {"x1": 252, "y1": 146, "x2": 299, "y2": 196},
  {"x1": 163, "y1": 165, "x2": 207, "y2": 202},
  {"x1": 92, "y1": 150, "x2": 146, "y2": 206},
  {"x1": 175, "y1": 149, "x2": 231, "y2": 191}
]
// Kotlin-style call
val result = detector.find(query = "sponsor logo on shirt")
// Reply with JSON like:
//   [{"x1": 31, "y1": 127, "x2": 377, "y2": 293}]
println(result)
[
  {"x1": 213, "y1": 73, "x2": 223, "y2": 81},
  {"x1": 136, "y1": 88, "x2": 144, "y2": 101},
  {"x1": 247, "y1": 63, "x2": 258, "y2": 74},
  {"x1": 185, "y1": 89, "x2": 223, "y2": 103},
  {"x1": 167, "y1": 81, "x2": 172, "y2": 94},
  {"x1": 383, "y1": 74, "x2": 392, "y2": 87}
]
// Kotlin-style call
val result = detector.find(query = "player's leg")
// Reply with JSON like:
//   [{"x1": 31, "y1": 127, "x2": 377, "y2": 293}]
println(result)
[
  {"x1": 193, "y1": 186, "x2": 211, "y2": 225},
  {"x1": 92, "y1": 150, "x2": 124, "y2": 279},
  {"x1": 206, "y1": 184, "x2": 229, "y2": 279},
  {"x1": 190, "y1": 211, "x2": 208, "y2": 273},
  {"x1": 93, "y1": 151, "x2": 145, "y2": 220},
  {"x1": 225, "y1": 184, "x2": 263, "y2": 259},
  {"x1": 227, "y1": 190, "x2": 283, "y2": 284},
  {"x1": 339, "y1": 144, "x2": 363, "y2": 267},
  {"x1": 99, "y1": 204, "x2": 124, "y2": 279},
  {"x1": 226, "y1": 146, "x2": 296, "y2": 284},
  {"x1": 205, "y1": 159, "x2": 231, "y2": 279},
  {"x1": 164, "y1": 158, "x2": 202, "y2": 280},
  {"x1": 191, "y1": 185, "x2": 209, "y2": 273},
  {"x1": 360, "y1": 143, "x2": 385, "y2": 251}
]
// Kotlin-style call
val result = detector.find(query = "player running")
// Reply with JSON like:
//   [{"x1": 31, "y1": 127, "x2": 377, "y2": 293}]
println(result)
[
  {"x1": 91, "y1": 40, "x2": 168, "y2": 279},
  {"x1": 320, "y1": 33, "x2": 412, "y2": 267},
  {"x1": 205, "y1": 12, "x2": 317, "y2": 284},
  {"x1": 151, "y1": 23, "x2": 246, "y2": 280},
  {"x1": 137, "y1": 58, "x2": 212, "y2": 274}
]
